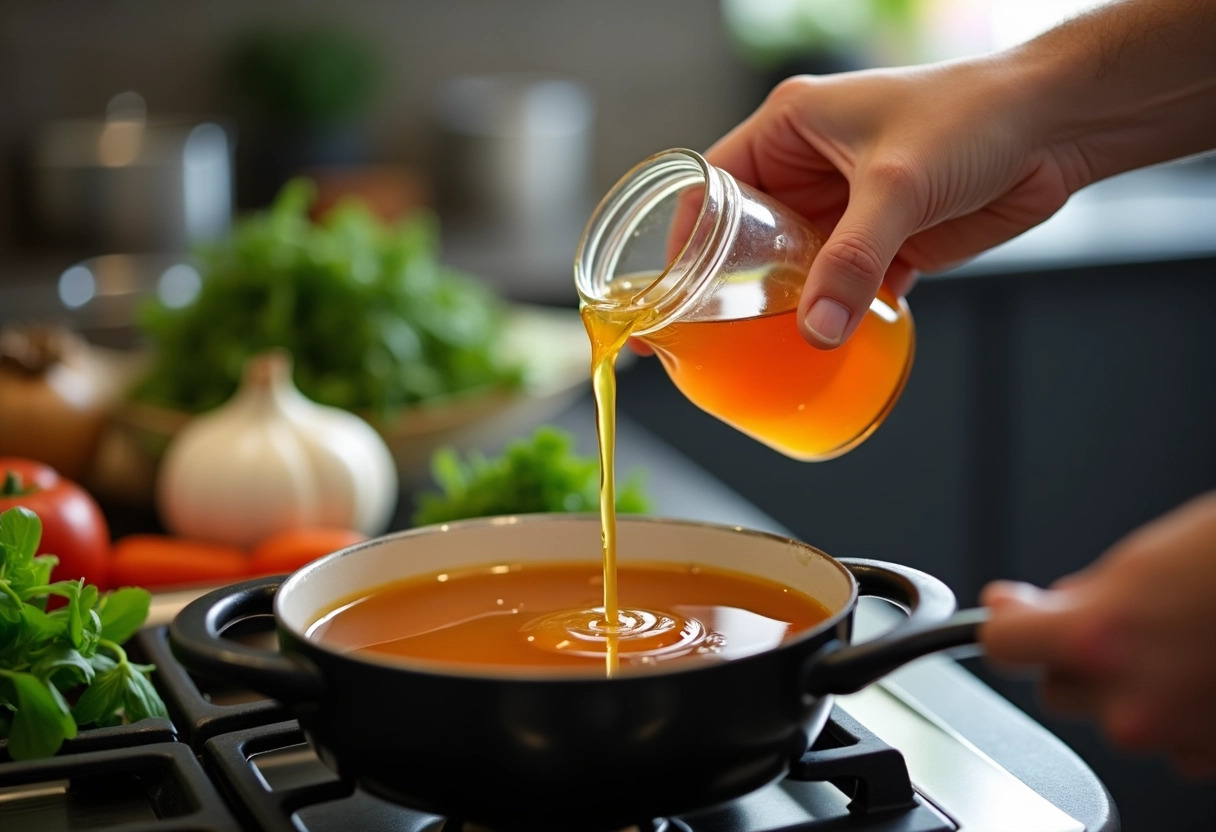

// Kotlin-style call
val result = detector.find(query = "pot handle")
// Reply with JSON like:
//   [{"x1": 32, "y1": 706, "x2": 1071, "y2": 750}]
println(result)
[
  {"x1": 805, "y1": 558, "x2": 989, "y2": 695},
  {"x1": 168, "y1": 576, "x2": 325, "y2": 705}
]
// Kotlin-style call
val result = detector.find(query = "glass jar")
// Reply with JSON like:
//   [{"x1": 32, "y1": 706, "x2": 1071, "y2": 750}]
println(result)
[{"x1": 574, "y1": 148, "x2": 914, "y2": 461}]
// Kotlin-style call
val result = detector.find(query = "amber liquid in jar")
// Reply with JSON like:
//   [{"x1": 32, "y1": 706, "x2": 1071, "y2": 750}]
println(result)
[
  {"x1": 644, "y1": 282, "x2": 914, "y2": 460},
  {"x1": 591, "y1": 269, "x2": 913, "y2": 461}
]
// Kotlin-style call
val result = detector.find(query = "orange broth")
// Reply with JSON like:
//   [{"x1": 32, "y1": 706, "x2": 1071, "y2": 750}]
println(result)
[{"x1": 306, "y1": 560, "x2": 832, "y2": 673}]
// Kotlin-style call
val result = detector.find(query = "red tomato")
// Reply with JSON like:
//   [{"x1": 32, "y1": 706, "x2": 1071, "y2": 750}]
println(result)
[
  {"x1": 0, "y1": 457, "x2": 110, "y2": 587},
  {"x1": 249, "y1": 527, "x2": 367, "y2": 577},
  {"x1": 109, "y1": 535, "x2": 248, "y2": 590}
]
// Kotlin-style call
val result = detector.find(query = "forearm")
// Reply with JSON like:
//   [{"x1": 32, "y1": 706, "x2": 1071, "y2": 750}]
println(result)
[{"x1": 1013, "y1": 0, "x2": 1216, "y2": 190}]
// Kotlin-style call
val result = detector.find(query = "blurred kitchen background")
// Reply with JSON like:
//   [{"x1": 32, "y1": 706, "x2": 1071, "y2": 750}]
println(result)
[
  {"x1": 1, "y1": 1, "x2": 1214, "y2": 828},
  {"x1": 0, "y1": 0, "x2": 1129, "y2": 290}
]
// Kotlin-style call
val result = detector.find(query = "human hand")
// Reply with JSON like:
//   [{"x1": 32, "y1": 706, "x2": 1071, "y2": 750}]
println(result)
[
  {"x1": 980, "y1": 492, "x2": 1216, "y2": 778},
  {"x1": 706, "y1": 60, "x2": 1082, "y2": 348}
]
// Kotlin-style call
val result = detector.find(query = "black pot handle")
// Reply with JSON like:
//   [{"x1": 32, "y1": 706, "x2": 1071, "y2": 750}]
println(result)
[
  {"x1": 805, "y1": 558, "x2": 989, "y2": 695},
  {"x1": 168, "y1": 576, "x2": 325, "y2": 705}
]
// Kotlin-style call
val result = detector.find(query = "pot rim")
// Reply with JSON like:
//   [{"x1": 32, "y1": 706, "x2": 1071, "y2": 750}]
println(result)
[{"x1": 275, "y1": 513, "x2": 861, "y2": 683}]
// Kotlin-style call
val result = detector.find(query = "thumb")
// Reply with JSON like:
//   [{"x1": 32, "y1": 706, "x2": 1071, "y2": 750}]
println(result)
[
  {"x1": 979, "y1": 581, "x2": 1080, "y2": 668},
  {"x1": 798, "y1": 167, "x2": 921, "y2": 348}
]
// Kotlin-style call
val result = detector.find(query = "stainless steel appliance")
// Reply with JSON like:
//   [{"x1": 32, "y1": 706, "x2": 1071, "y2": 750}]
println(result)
[
  {"x1": 433, "y1": 75, "x2": 594, "y2": 302},
  {"x1": 29, "y1": 92, "x2": 232, "y2": 253}
]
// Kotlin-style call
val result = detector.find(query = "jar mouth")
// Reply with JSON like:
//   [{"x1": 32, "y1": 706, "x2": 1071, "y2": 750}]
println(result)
[{"x1": 574, "y1": 148, "x2": 723, "y2": 333}]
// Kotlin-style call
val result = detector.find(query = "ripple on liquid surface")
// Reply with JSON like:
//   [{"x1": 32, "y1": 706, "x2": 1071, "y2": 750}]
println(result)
[{"x1": 522, "y1": 606, "x2": 726, "y2": 663}]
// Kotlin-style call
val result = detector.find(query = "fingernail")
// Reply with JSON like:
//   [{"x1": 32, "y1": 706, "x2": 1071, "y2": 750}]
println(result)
[{"x1": 804, "y1": 298, "x2": 851, "y2": 345}]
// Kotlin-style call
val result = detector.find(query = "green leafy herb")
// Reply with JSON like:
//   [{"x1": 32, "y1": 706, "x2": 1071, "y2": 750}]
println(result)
[
  {"x1": 0, "y1": 507, "x2": 165, "y2": 761},
  {"x1": 411, "y1": 427, "x2": 651, "y2": 526},
  {"x1": 225, "y1": 26, "x2": 379, "y2": 129},
  {"x1": 131, "y1": 180, "x2": 522, "y2": 416}
]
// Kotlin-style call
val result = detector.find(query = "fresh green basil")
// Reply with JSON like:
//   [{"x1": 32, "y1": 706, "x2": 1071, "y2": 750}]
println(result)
[{"x1": 0, "y1": 507, "x2": 166, "y2": 760}]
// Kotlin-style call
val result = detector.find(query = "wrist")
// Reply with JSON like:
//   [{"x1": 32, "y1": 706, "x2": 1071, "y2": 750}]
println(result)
[
  {"x1": 926, "y1": 51, "x2": 1089, "y2": 193},
  {"x1": 1003, "y1": 0, "x2": 1216, "y2": 188},
  {"x1": 995, "y1": 40, "x2": 1101, "y2": 192}
]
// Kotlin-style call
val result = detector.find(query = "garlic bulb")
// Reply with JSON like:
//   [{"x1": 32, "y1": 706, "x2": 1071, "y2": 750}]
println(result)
[{"x1": 157, "y1": 351, "x2": 398, "y2": 548}]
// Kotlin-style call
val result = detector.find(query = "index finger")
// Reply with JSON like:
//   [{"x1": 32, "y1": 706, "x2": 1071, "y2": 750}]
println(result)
[{"x1": 704, "y1": 117, "x2": 763, "y2": 189}]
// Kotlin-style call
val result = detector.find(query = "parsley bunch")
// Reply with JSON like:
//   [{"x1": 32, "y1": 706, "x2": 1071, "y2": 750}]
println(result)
[
  {"x1": 0, "y1": 507, "x2": 166, "y2": 760},
  {"x1": 132, "y1": 180, "x2": 521, "y2": 416},
  {"x1": 411, "y1": 427, "x2": 651, "y2": 526}
]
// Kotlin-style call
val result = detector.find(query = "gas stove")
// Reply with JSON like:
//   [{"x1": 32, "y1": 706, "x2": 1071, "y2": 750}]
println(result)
[{"x1": 0, "y1": 596, "x2": 1113, "y2": 832}]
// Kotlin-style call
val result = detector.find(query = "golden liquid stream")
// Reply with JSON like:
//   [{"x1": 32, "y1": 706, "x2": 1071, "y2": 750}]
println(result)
[{"x1": 582, "y1": 303, "x2": 639, "y2": 676}]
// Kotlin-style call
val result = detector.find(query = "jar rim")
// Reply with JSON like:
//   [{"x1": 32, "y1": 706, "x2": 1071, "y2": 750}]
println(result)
[{"x1": 573, "y1": 148, "x2": 724, "y2": 333}]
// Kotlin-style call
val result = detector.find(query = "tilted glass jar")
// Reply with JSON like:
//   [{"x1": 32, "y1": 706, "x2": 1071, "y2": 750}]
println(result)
[{"x1": 574, "y1": 148, "x2": 914, "y2": 460}]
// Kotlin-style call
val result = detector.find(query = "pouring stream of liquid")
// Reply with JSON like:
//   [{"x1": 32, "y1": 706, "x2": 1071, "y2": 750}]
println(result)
[{"x1": 583, "y1": 305, "x2": 637, "y2": 675}]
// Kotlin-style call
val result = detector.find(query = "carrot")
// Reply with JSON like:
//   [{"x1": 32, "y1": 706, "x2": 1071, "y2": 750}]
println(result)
[
  {"x1": 109, "y1": 534, "x2": 249, "y2": 590},
  {"x1": 249, "y1": 527, "x2": 367, "y2": 577}
]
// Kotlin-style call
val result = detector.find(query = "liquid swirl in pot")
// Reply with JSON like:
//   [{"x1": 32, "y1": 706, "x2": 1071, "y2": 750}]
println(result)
[
  {"x1": 306, "y1": 562, "x2": 832, "y2": 674},
  {"x1": 522, "y1": 606, "x2": 724, "y2": 664}
]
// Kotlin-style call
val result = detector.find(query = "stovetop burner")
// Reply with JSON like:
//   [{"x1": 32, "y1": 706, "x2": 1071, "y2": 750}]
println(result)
[
  {"x1": 440, "y1": 820, "x2": 694, "y2": 832},
  {"x1": 0, "y1": 742, "x2": 241, "y2": 831},
  {"x1": 151, "y1": 620, "x2": 953, "y2": 831},
  {"x1": 198, "y1": 710, "x2": 951, "y2": 832},
  {"x1": 2, "y1": 616, "x2": 1098, "y2": 832}
]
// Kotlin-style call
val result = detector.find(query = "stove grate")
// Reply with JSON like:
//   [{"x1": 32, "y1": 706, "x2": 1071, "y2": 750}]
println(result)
[
  {"x1": 201, "y1": 710, "x2": 954, "y2": 832},
  {"x1": 135, "y1": 624, "x2": 287, "y2": 750},
  {"x1": 0, "y1": 741, "x2": 240, "y2": 832},
  {"x1": 793, "y1": 706, "x2": 916, "y2": 814},
  {"x1": 0, "y1": 716, "x2": 177, "y2": 764}
]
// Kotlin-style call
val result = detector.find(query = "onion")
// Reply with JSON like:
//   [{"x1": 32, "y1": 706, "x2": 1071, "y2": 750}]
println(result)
[{"x1": 0, "y1": 326, "x2": 109, "y2": 481}]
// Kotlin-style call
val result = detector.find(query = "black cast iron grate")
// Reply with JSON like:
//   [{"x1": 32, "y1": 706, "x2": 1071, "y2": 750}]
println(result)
[
  {"x1": 0, "y1": 716, "x2": 177, "y2": 764},
  {"x1": 792, "y1": 706, "x2": 917, "y2": 814},
  {"x1": 0, "y1": 741, "x2": 241, "y2": 831},
  {"x1": 2, "y1": 623, "x2": 955, "y2": 832},
  {"x1": 135, "y1": 623, "x2": 288, "y2": 750},
  {"x1": 439, "y1": 820, "x2": 695, "y2": 832},
  {"x1": 202, "y1": 711, "x2": 953, "y2": 832}
]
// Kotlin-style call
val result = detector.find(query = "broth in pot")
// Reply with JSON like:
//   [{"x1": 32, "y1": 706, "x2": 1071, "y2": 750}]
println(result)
[{"x1": 306, "y1": 559, "x2": 832, "y2": 673}]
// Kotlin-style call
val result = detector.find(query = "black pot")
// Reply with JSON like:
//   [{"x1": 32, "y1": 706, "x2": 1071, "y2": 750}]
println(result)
[{"x1": 170, "y1": 514, "x2": 984, "y2": 831}]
